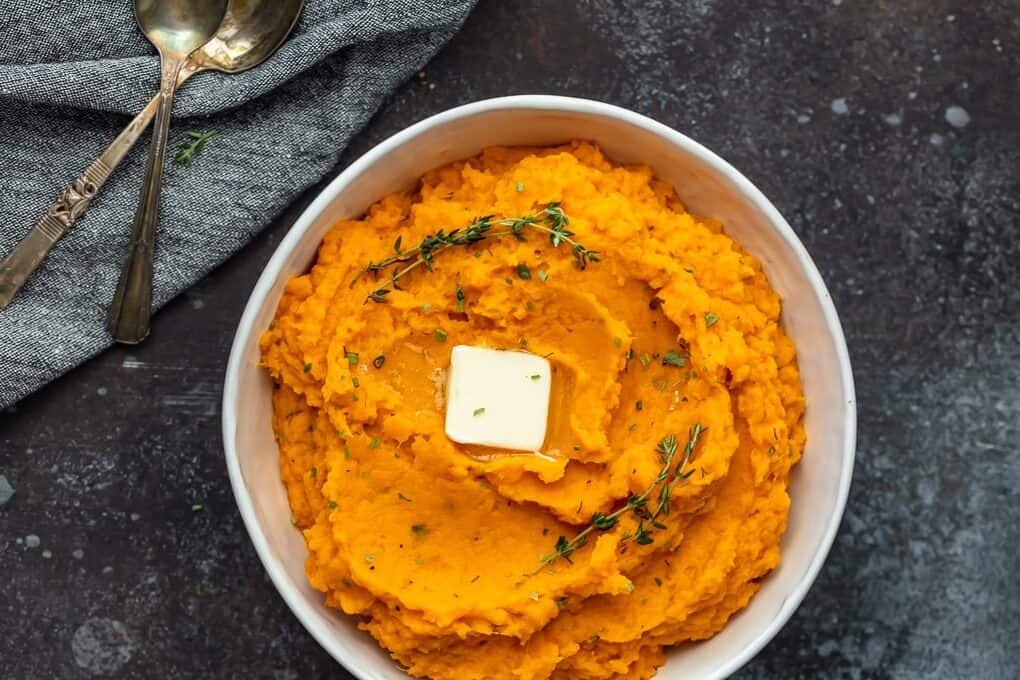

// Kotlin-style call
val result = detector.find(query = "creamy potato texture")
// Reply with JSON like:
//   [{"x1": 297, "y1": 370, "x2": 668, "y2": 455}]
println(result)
[{"x1": 260, "y1": 142, "x2": 806, "y2": 679}]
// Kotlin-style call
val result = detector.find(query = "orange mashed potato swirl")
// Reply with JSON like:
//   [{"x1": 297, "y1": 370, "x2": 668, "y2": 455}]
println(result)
[{"x1": 260, "y1": 142, "x2": 806, "y2": 679}]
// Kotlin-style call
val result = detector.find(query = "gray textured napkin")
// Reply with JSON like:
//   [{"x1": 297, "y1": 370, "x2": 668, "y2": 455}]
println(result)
[{"x1": 0, "y1": 0, "x2": 476, "y2": 409}]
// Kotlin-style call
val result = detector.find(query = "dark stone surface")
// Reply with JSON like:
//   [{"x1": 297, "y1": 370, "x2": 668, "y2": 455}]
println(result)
[{"x1": 2, "y1": 0, "x2": 1018, "y2": 677}]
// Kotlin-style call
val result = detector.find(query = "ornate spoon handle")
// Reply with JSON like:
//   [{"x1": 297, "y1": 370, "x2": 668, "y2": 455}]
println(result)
[{"x1": 0, "y1": 95, "x2": 160, "y2": 309}]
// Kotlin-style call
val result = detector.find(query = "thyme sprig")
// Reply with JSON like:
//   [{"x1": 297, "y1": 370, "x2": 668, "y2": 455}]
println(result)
[
  {"x1": 351, "y1": 203, "x2": 599, "y2": 303},
  {"x1": 174, "y1": 130, "x2": 216, "y2": 165},
  {"x1": 531, "y1": 423, "x2": 704, "y2": 575}
]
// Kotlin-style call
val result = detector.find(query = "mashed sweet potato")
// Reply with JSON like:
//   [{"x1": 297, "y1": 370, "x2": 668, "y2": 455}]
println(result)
[{"x1": 260, "y1": 142, "x2": 806, "y2": 679}]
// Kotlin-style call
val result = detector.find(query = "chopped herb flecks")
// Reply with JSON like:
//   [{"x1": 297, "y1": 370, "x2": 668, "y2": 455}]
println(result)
[
  {"x1": 662, "y1": 350, "x2": 685, "y2": 367},
  {"x1": 517, "y1": 263, "x2": 532, "y2": 280}
]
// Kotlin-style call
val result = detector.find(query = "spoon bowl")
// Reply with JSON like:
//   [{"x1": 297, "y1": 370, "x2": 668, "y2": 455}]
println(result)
[
  {"x1": 190, "y1": 0, "x2": 304, "y2": 74},
  {"x1": 135, "y1": 0, "x2": 227, "y2": 59}
]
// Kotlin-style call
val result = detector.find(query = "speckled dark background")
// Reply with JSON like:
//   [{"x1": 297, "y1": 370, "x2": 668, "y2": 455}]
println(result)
[{"x1": 2, "y1": 1, "x2": 1018, "y2": 678}]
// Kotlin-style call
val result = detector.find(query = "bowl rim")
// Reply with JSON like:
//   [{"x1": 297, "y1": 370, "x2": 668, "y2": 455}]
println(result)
[{"x1": 222, "y1": 94, "x2": 857, "y2": 680}]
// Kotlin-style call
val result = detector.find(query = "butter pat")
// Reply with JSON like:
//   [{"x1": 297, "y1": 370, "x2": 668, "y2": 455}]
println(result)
[{"x1": 444, "y1": 345, "x2": 551, "y2": 451}]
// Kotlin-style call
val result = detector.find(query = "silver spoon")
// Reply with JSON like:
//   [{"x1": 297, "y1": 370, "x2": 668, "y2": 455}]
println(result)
[
  {"x1": 0, "y1": 0, "x2": 304, "y2": 313},
  {"x1": 106, "y1": 0, "x2": 229, "y2": 344}
]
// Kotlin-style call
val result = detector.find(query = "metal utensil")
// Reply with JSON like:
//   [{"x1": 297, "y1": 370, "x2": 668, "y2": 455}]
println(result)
[
  {"x1": 105, "y1": 0, "x2": 229, "y2": 344},
  {"x1": 0, "y1": 0, "x2": 304, "y2": 312}
]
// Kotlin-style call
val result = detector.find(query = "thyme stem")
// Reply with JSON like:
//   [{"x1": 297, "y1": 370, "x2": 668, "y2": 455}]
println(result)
[
  {"x1": 173, "y1": 130, "x2": 216, "y2": 165},
  {"x1": 352, "y1": 203, "x2": 599, "y2": 303},
  {"x1": 531, "y1": 422, "x2": 704, "y2": 575}
]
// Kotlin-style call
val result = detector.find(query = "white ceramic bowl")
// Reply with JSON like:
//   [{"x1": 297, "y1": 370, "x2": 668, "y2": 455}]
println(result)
[{"x1": 222, "y1": 95, "x2": 856, "y2": 680}]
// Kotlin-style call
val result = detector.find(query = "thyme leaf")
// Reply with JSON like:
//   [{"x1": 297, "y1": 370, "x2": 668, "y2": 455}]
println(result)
[{"x1": 662, "y1": 350, "x2": 685, "y2": 367}]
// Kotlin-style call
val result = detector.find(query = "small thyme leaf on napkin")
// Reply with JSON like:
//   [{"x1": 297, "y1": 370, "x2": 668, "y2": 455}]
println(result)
[
  {"x1": 351, "y1": 203, "x2": 599, "y2": 303},
  {"x1": 174, "y1": 130, "x2": 216, "y2": 165},
  {"x1": 530, "y1": 423, "x2": 704, "y2": 575}
]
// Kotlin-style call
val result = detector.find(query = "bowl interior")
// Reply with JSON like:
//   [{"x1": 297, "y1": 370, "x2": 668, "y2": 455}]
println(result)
[{"x1": 224, "y1": 97, "x2": 855, "y2": 680}]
